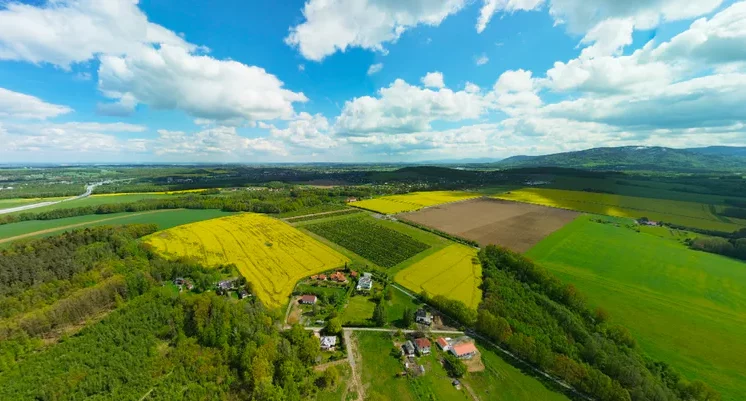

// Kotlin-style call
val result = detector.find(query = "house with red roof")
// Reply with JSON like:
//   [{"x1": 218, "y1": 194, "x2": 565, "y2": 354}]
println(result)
[
  {"x1": 414, "y1": 338, "x2": 431, "y2": 355},
  {"x1": 299, "y1": 295, "x2": 317, "y2": 305},
  {"x1": 450, "y1": 342, "x2": 478, "y2": 359}
]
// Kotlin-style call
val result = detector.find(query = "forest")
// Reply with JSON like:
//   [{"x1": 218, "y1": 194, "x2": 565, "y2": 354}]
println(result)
[{"x1": 0, "y1": 224, "x2": 337, "y2": 400}]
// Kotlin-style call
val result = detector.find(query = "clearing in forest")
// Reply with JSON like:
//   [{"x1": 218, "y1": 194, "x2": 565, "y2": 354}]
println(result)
[
  {"x1": 144, "y1": 213, "x2": 349, "y2": 308},
  {"x1": 401, "y1": 198, "x2": 578, "y2": 252},
  {"x1": 304, "y1": 216, "x2": 430, "y2": 268},
  {"x1": 349, "y1": 191, "x2": 478, "y2": 214},
  {"x1": 527, "y1": 215, "x2": 746, "y2": 400},
  {"x1": 395, "y1": 244, "x2": 482, "y2": 308},
  {"x1": 495, "y1": 188, "x2": 744, "y2": 232}
]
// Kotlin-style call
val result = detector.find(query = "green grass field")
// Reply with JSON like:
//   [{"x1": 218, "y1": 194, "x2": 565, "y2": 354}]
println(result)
[
  {"x1": 395, "y1": 244, "x2": 482, "y2": 308},
  {"x1": 339, "y1": 294, "x2": 376, "y2": 325},
  {"x1": 316, "y1": 363, "x2": 351, "y2": 401},
  {"x1": 385, "y1": 288, "x2": 423, "y2": 327},
  {"x1": 356, "y1": 331, "x2": 570, "y2": 401},
  {"x1": 2, "y1": 193, "x2": 182, "y2": 216},
  {"x1": 0, "y1": 209, "x2": 235, "y2": 243},
  {"x1": 496, "y1": 188, "x2": 745, "y2": 231},
  {"x1": 0, "y1": 197, "x2": 68, "y2": 211},
  {"x1": 463, "y1": 343, "x2": 571, "y2": 401},
  {"x1": 527, "y1": 215, "x2": 746, "y2": 400}
]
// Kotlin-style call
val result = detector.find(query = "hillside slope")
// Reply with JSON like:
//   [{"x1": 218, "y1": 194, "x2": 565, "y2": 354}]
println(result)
[{"x1": 497, "y1": 146, "x2": 746, "y2": 171}]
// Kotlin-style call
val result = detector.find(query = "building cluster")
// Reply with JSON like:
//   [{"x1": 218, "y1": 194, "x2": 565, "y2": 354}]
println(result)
[
  {"x1": 310, "y1": 270, "x2": 352, "y2": 283},
  {"x1": 173, "y1": 277, "x2": 194, "y2": 291},
  {"x1": 436, "y1": 337, "x2": 479, "y2": 359}
]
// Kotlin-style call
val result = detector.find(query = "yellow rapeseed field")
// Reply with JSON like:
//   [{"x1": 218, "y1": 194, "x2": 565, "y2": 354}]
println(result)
[
  {"x1": 350, "y1": 191, "x2": 479, "y2": 214},
  {"x1": 144, "y1": 213, "x2": 349, "y2": 308},
  {"x1": 395, "y1": 244, "x2": 482, "y2": 309},
  {"x1": 495, "y1": 188, "x2": 745, "y2": 232}
]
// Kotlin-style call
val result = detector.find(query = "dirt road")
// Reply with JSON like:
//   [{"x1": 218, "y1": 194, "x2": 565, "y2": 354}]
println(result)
[{"x1": 344, "y1": 330, "x2": 365, "y2": 401}]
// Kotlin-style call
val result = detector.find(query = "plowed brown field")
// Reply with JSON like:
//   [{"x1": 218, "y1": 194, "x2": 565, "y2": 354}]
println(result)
[{"x1": 400, "y1": 198, "x2": 579, "y2": 252}]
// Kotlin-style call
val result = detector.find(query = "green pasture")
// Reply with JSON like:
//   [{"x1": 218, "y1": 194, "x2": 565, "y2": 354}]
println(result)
[
  {"x1": 356, "y1": 331, "x2": 570, "y2": 401},
  {"x1": 527, "y1": 215, "x2": 746, "y2": 400},
  {"x1": 0, "y1": 209, "x2": 235, "y2": 243}
]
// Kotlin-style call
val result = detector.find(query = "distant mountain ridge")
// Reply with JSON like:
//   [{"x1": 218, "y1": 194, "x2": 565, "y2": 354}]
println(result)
[{"x1": 496, "y1": 146, "x2": 746, "y2": 172}]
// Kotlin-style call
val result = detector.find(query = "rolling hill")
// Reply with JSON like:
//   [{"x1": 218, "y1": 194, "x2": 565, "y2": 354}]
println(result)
[{"x1": 496, "y1": 146, "x2": 746, "y2": 171}]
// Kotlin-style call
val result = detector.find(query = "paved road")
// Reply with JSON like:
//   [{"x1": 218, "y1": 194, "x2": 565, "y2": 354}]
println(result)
[{"x1": 0, "y1": 182, "x2": 104, "y2": 215}]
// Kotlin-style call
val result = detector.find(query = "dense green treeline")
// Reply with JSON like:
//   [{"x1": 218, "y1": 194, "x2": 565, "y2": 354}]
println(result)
[
  {"x1": 0, "y1": 289, "x2": 326, "y2": 400},
  {"x1": 474, "y1": 246, "x2": 720, "y2": 401},
  {"x1": 689, "y1": 236, "x2": 746, "y2": 261},
  {"x1": 0, "y1": 224, "x2": 336, "y2": 400}
]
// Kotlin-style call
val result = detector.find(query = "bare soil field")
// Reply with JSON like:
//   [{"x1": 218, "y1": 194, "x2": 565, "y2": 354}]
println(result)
[{"x1": 400, "y1": 198, "x2": 579, "y2": 252}]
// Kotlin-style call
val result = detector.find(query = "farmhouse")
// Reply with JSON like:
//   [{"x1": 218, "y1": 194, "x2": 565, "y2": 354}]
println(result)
[
  {"x1": 299, "y1": 295, "x2": 317, "y2": 305},
  {"x1": 436, "y1": 337, "x2": 451, "y2": 351},
  {"x1": 450, "y1": 342, "x2": 478, "y2": 360},
  {"x1": 402, "y1": 340, "x2": 415, "y2": 356},
  {"x1": 320, "y1": 336, "x2": 338, "y2": 351},
  {"x1": 329, "y1": 271, "x2": 347, "y2": 283},
  {"x1": 357, "y1": 273, "x2": 373, "y2": 291},
  {"x1": 415, "y1": 309, "x2": 432, "y2": 325},
  {"x1": 414, "y1": 338, "x2": 431, "y2": 355},
  {"x1": 346, "y1": 197, "x2": 359, "y2": 203}
]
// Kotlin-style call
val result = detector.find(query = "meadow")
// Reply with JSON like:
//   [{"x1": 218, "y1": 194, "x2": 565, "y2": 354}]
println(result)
[
  {"x1": 395, "y1": 244, "x2": 482, "y2": 309},
  {"x1": 144, "y1": 213, "x2": 349, "y2": 308},
  {"x1": 350, "y1": 191, "x2": 479, "y2": 214},
  {"x1": 527, "y1": 215, "x2": 746, "y2": 400},
  {"x1": 0, "y1": 209, "x2": 234, "y2": 244},
  {"x1": 356, "y1": 331, "x2": 570, "y2": 401},
  {"x1": 2, "y1": 193, "x2": 180, "y2": 216},
  {"x1": 304, "y1": 215, "x2": 430, "y2": 268},
  {"x1": 496, "y1": 187, "x2": 744, "y2": 231}
]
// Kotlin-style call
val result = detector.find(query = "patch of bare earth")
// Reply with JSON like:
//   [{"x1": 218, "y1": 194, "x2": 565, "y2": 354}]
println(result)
[
  {"x1": 463, "y1": 354, "x2": 485, "y2": 373},
  {"x1": 400, "y1": 198, "x2": 578, "y2": 252}
]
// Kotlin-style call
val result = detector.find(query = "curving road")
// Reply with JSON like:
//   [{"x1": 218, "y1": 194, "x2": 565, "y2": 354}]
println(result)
[{"x1": 0, "y1": 182, "x2": 104, "y2": 215}]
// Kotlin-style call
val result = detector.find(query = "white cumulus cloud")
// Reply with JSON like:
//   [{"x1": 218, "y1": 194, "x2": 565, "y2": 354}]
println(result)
[
  {"x1": 367, "y1": 63, "x2": 384, "y2": 75},
  {"x1": 0, "y1": 0, "x2": 196, "y2": 69},
  {"x1": 285, "y1": 0, "x2": 467, "y2": 61},
  {"x1": 421, "y1": 71, "x2": 445, "y2": 89},
  {"x1": 97, "y1": 45, "x2": 307, "y2": 122},
  {"x1": 0, "y1": 87, "x2": 72, "y2": 120}
]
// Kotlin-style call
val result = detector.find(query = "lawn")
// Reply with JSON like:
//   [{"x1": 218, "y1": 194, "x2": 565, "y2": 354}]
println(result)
[
  {"x1": 395, "y1": 244, "x2": 482, "y2": 309},
  {"x1": 496, "y1": 187, "x2": 745, "y2": 231},
  {"x1": 462, "y1": 342, "x2": 571, "y2": 401},
  {"x1": 384, "y1": 288, "x2": 423, "y2": 327},
  {"x1": 339, "y1": 294, "x2": 376, "y2": 325},
  {"x1": 350, "y1": 191, "x2": 479, "y2": 214},
  {"x1": 527, "y1": 215, "x2": 746, "y2": 400},
  {"x1": 0, "y1": 209, "x2": 235, "y2": 243},
  {"x1": 144, "y1": 213, "x2": 350, "y2": 309},
  {"x1": 304, "y1": 215, "x2": 430, "y2": 268},
  {"x1": 355, "y1": 331, "x2": 569, "y2": 401}
]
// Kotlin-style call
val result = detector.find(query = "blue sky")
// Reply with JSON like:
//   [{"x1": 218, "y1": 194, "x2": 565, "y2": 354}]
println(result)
[{"x1": 0, "y1": 0, "x2": 744, "y2": 163}]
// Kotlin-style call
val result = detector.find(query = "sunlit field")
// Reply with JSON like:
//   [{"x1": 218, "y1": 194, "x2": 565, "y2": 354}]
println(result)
[
  {"x1": 527, "y1": 215, "x2": 746, "y2": 400},
  {"x1": 395, "y1": 244, "x2": 482, "y2": 308},
  {"x1": 350, "y1": 191, "x2": 479, "y2": 214},
  {"x1": 495, "y1": 188, "x2": 743, "y2": 231},
  {"x1": 145, "y1": 213, "x2": 349, "y2": 308}
]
